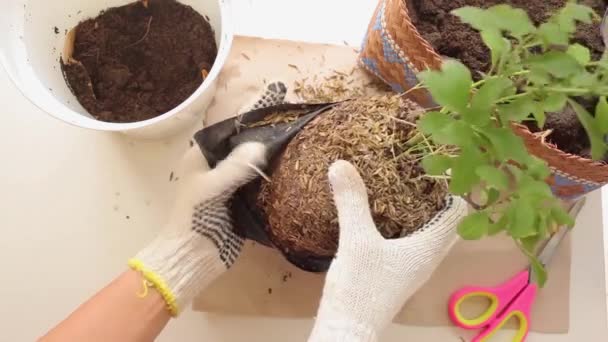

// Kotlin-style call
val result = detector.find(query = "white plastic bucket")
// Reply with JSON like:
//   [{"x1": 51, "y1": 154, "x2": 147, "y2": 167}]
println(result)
[{"x1": 0, "y1": 0, "x2": 233, "y2": 139}]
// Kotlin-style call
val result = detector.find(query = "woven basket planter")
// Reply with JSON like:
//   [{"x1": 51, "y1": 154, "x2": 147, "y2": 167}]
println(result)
[{"x1": 359, "y1": 0, "x2": 608, "y2": 200}]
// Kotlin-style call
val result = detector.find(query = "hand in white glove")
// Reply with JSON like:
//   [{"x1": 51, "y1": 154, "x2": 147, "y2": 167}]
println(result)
[
  {"x1": 309, "y1": 160, "x2": 467, "y2": 342},
  {"x1": 129, "y1": 142, "x2": 266, "y2": 316}
]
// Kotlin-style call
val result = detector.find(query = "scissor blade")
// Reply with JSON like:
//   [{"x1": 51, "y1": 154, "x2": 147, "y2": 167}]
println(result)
[{"x1": 536, "y1": 198, "x2": 586, "y2": 267}]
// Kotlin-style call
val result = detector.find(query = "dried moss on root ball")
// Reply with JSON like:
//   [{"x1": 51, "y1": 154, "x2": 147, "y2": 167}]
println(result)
[{"x1": 258, "y1": 95, "x2": 450, "y2": 258}]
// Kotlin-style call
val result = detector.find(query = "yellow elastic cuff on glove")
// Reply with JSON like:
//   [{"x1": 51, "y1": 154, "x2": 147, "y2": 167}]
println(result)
[{"x1": 128, "y1": 259, "x2": 179, "y2": 316}]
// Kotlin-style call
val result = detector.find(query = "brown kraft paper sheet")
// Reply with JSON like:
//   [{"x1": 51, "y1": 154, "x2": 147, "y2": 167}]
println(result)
[{"x1": 194, "y1": 36, "x2": 575, "y2": 333}]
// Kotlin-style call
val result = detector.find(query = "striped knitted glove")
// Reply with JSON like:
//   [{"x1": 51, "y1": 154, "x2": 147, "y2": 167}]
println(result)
[
  {"x1": 129, "y1": 142, "x2": 266, "y2": 316},
  {"x1": 309, "y1": 161, "x2": 467, "y2": 342}
]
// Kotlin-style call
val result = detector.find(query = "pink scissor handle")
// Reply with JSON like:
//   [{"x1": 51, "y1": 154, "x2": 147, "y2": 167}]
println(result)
[
  {"x1": 472, "y1": 284, "x2": 537, "y2": 342},
  {"x1": 448, "y1": 270, "x2": 531, "y2": 330}
]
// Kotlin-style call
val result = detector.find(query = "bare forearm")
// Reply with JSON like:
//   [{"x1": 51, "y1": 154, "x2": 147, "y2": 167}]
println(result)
[
  {"x1": 40, "y1": 270, "x2": 171, "y2": 342},
  {"x1": 40, "y1": 143, "x2": 266, "y2": 341}
]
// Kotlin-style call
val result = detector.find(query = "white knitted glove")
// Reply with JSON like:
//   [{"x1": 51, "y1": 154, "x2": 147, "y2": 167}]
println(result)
[
  {"x1": 129, "y1": 142, "x2": 266, "y2": 316},
  {"x1": 309, "y1": 161, "x2": 467, "y2": 342}
]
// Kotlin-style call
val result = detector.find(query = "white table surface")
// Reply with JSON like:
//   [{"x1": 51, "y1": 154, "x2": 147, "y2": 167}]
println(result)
[{"x1": 1, "y1": 0, "x2": 607, "y2": 340}]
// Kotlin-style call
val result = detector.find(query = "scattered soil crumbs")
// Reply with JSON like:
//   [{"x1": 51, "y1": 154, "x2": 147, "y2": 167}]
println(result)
[
  {"x1": 293, "y1": 68, "x2": 392, "y2": 103},
  {"x1": 61, "y1": 0, "x2": 217, "y2": 123},
  {"x1": 407, "y1": 0, "x2": 606, "y2": 159},
  {"x1": 258, "y1": 95, "x2": 448, "y2": 258},
  {"x1": 407, "y1": 0, "x2": 606, "y2": 78}
]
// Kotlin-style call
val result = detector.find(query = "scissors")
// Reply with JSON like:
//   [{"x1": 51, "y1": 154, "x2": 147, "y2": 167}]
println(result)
[{"x1": 448, "y1": 198, "x2": 586, "y2": 342}]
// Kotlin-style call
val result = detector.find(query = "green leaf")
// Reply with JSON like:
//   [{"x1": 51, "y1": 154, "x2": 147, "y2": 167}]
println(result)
[
  {"x1": 481, "y1": 29, "x2": 510, "y2": 67},
  {"x1": 527, "y1": 157, "x2": 551, "y2": 180},
  {"x1": 569, "y1": 100, "x2": 608, "y2": 160},
  {"x1": 596, "y1": 97, "x2": 608, "y2": 134},
  {"x1": 560, "y1": 2, "x2": 595, "y2": 25},
  {"x1": 536, "y1": 212, "x2": 550, "y2": 241},
  {"x1": 527, "y1": 51, "x2": 582, "y2": 78},
  {"x1": 487, "y1": 4, "x2": 535, "y2": 38},
  {"x1": 507, "y1": 199, "x2": 536, "y2": 238},
  {"x1": 452, "y1": 6, "x2": 496, "y2": 32},
  {"x1": 449, "y1": 146, "x2": 484, "y2": 195},
  {"x1": 453, "y1": 5, "x2": 535, "y2": 38},
  {"x1": 600, "y1": 54, "x2": 608, "y2": 69},
  {"x1": 418, "y1": 60, "x2": 472, "y2": 113},
  {"x1": 432, "y1": 121, "x2": 477, "y2": 147},
  {"x1": 567, "y1": 43, "x2": 591, "y2": 65},
  {"x1": 550, "y1": 3, "x2": 594, "y2": 39},
  {"x1": 489, "y1": 212, "x2": 508, "y2": 236},
  {"x1": 476, "y1": 187, "x2": 500, "y2": 207},
  {"x1": 422, "y1": 155, "x2": 452, "y2": 176},
  {"x1": 530, "y1": 255, "x2": 548, "y2": 288},
  {"x1": 517, "y1": 175, "x2": 553, "y2": 204},
  {"x1": 551, "y1": 206, "x2": 575, "y2": 227},
  {"x1": 517, "y1": 237, "x2": 548, "y2": 287},
  {"x1": 457, "y1": 211, "x2": 491, "y2": 240},
  {"x1": 488, "y1": 217, "x2": 506, "y2": 236},
  {"x1": 543, "y1": 93, "x2": 568, "y2": 113},
  {"x1": 506, "y1": 164, "x2": 523, "y2": 181},
  {"x1": 532, "y1": 103, "x2": 547, "y2": 128},
  {"x1": 482, "y1": 127, "x2": 529, "y2": 163},
  {"x1": 486, "y1": 188, "x2": 501, "y2": 207},
  {"x1": 476, "y1": 165, "x2": 509, "y2": 190},
  {"x1": 520, "y1": 235, "x2": 541, "y2": 254},
  {"x1": 497, "y1": 96, "x2": 535, "y2": 122},
  {"x1": 570, "y1": 71, "x2": 596, "y2": 88},
  {"x1": 537, "y1": 22, "x2": 569, "y2": 46},
  {"x1": 476, "y1": 187, "x2": 501, "y2": 208},
  {"x1": 527, "y1": 67, "x2": 551, "y2": 86},
  {"x1": 418, "y1": 111, "x2": 453, "y2": 135},
  {"x1": 468, "y1": 77, "x2": 514, "y2": 126}
]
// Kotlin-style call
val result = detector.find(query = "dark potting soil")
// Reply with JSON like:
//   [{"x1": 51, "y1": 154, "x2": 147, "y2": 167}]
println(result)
[
  {"x1": 527, "y1": 97, "x2": 600, "y2": 158},
  {"x1": 61, "y1": 0, "x2": 217, "y2": 123},
  {"x1": 407, "y1": 0, "x2": 607, "y2": 159},
  {"x1": 408, "y1": 0, "x2": 606, "y2": 78}
]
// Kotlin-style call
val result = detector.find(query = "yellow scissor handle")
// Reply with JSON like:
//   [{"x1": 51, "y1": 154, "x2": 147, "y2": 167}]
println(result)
[
  {"x1": 475, "y1": 310, "x2": 529, "y2": 342},
  {"x1": 449, "y1": 290, "x2": 499, "y2": 329}
]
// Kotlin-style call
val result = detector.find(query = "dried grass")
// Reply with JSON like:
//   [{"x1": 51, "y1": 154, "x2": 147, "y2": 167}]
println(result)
[
  {"x1": 258, "y1": 94, "x2": 449, "y2": 257},
  {"x1": 244, "y1": 108, "x2": 310, "y2": 128},
  {"x1": 293, "y1": 68, "x2": 391, "y2": 103}
]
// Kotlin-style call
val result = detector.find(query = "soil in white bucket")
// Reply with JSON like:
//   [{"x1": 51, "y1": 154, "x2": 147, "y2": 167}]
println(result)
[{"x1": 61, "y1": 0, "x2": 217, "y2": 123}]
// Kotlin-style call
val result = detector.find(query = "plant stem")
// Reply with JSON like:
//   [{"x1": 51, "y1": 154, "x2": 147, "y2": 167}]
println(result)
[
  {"x1": 472, "y1": 77, "x2": 489, "y2": 88},
  {"x1": 510, "y1": 70, "x2": 530, "y2": 77},
  {"x1": 539, "y1": 87, "x2": 589, "y2": 95},
  {"x1": 496, "y1": 92, "x2": 529, "y2": 103},
  {"x1": 415, "y1": 174, "x2": 451, "y2": 181},
  {"x1": 400, "y1": 83, "x2": 425, "y2": 97}
]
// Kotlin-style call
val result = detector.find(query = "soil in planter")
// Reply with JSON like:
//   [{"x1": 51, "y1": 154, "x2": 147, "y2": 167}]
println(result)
[
  {"x1": 257, "y1": 95, "x2": 449, "y2": 259},
  {"x1": 61, "y1": 0, "x2": 217, "y2": 123},
  {"x1": 407, "y1": 0, "x2": 606, "y2": 159}
]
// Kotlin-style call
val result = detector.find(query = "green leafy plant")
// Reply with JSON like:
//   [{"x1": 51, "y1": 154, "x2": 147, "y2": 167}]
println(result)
[{"x1": 416, "y1": 2, "x2": 608, "y2": 286}]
